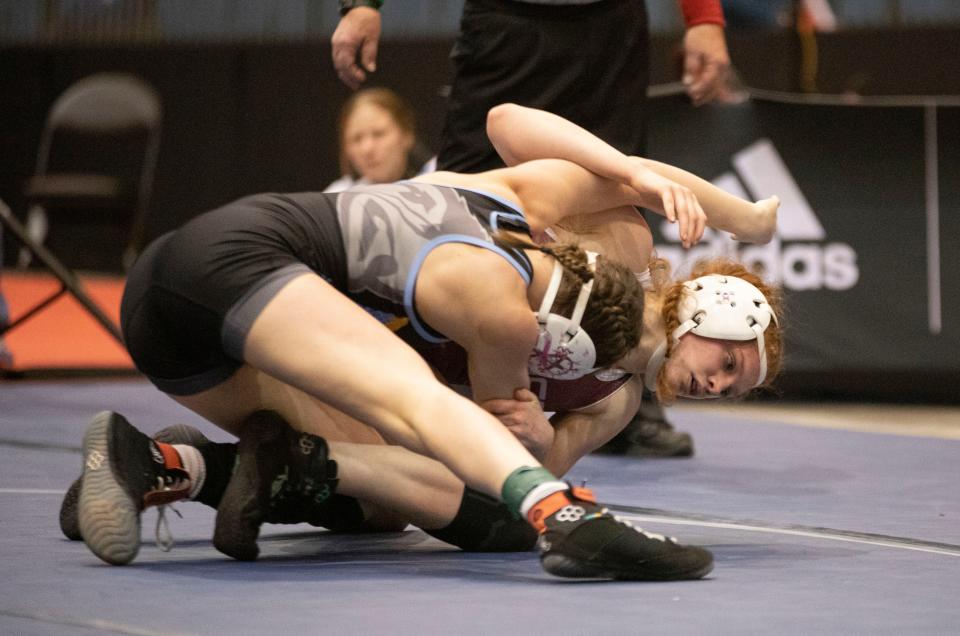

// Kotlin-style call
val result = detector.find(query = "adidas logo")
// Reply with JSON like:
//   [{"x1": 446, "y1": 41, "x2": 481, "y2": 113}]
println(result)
[{"x1": 655, "y1": 139, "x2": 859, "y2": 291}]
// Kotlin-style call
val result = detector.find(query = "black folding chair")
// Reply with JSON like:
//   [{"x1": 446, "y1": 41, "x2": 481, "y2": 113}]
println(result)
[
  {"x1": 0, "y1": 198, "x2": 123, "y2": 343},
  {"x1": 0, "y1": 73, "x2": 162, "y2": 344}
]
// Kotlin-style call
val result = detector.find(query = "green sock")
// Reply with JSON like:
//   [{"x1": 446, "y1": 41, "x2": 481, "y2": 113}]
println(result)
[{"x1": 501, "y1": 466, "x2": 559, "y2": 518}]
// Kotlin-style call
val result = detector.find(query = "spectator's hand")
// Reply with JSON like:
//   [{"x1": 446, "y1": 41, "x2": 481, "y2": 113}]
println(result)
[
  {"x1": 627, "y1": 158, "x2": 706, "y2": 248},
  {"x1": 481, "y1": 388, "x2": 555, "y2": 461},
  {"x1": 331, "y1": 7, "x2": 381, "y2": 90},
  {"x1": 681, "y1": 23, "x2": 731, "y2": 106}
]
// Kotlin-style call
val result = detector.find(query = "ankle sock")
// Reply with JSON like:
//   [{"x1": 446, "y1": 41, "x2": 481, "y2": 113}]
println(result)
[
  {"x1": 172, "y1": 445, "x2": 206, "y2": 499},
  {"x1": 501, "y1": 465, "x2": 565, "y2": 520},
  {"x1": 519, "y1": 481, "x2": 568, "y2": 518}
]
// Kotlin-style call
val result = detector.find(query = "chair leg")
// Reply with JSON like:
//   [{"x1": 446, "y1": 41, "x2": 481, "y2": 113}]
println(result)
[
  {"x1": 123, "y1": 204, "x2": 148, "y2": 272},
  {"x1": 0, "y1": 199, "x2": 124, "y2": 345},
  {"x1": 16, "y1": 205, "x2": 47, "y2": 269}
]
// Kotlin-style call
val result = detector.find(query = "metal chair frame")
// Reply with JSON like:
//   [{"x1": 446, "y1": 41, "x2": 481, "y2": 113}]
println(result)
[{"x1": 1, "y1": 73, "x2": 162, "y2": 344}]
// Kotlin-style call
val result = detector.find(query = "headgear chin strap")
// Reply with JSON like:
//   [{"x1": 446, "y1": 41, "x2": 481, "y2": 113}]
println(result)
[
  {"x1": 643, "y1": 341, "x2": 668, "y2": 392},
  {"x1": 527, "y1": 251, "x2": 598, "y2": 380},
  {"x1": 644, "y1": 274, "x2": 778, "y2": 394}
]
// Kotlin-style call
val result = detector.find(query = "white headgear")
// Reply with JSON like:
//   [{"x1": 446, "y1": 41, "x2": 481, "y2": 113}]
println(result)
[
  {"x1": 527, "y1": 251, "x2": 598, "y2": 380},
  {"x1": 644, "y1": 274, "x2": 778, "y2": 395}
]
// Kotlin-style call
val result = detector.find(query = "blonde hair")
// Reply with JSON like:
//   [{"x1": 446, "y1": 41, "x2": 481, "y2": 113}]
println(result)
[
  {"x1": 653, "y1": 258, "x2": 785, "y2": 404},
  {"x1": 337, "y1": 87, "x2": 417, "y2": 179}
]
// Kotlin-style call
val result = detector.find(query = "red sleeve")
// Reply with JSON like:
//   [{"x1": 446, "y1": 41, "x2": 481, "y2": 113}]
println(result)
[{"x1": 678, "y1": 0, "x2": 726, "y2": 27}]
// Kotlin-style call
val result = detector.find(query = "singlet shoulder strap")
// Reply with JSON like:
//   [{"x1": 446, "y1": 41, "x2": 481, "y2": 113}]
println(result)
[{"x1": 491, "y1": 237, "x2": 533, "y2": 281}]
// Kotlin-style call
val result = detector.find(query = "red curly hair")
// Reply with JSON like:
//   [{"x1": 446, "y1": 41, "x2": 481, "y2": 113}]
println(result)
[{"x1": 653, "y1": 258, "x2": 784, "y2": 404}]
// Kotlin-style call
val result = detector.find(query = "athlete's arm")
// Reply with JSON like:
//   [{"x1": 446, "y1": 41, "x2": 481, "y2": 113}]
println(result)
[
  {"x1": 414, "y1": 158, "x2": 690, "y2": 244},
  {"x1": 416, "y1": 247, "x2": 557, "y2": 458},
  {"x1": 411, "y1": 241, "x2": 559, "y2": 459},
  {"x1": 413, "y1": 243, "x2": 540, "y2": 405},
  {"x1": 486, "y1": 103, "x2": 778, "y2": 246},
  {"x1": 543, "y1": 376, "x2": 644, "y2": 476}
]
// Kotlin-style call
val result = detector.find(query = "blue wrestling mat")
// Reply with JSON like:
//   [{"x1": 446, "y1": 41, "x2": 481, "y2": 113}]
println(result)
[{"x1": 1, "y1": 379, "x2": 958, "y2": 634}]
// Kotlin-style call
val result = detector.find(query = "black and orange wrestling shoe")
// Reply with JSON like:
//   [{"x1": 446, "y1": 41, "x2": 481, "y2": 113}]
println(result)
[
  {"x1": 61, "y1": 423, "x2": 209, "y2": 542},
  {"x1": 529, "y1": 486, "x2": 713, "y2": 581},
  {"x1": 78, "y1": 412, "x2": 192, "y2": 565}
]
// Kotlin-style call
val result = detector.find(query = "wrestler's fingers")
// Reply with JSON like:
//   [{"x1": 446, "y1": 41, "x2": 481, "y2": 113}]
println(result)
[
  {"x1": 513, "y1": 388, "x2": 539, "y2": 402},
  {"x1": 674, "y1": 186, "x2": 693, "y2": 247},
  {"x1": 480, "y1": 398, "x2": 527, "y2": 415},
  {"x1": 661, "y1": 189, "x2": 677, "y2": 224},
  {"x1": 691, "y1": 195, "x2": 707, "y2": 245}
]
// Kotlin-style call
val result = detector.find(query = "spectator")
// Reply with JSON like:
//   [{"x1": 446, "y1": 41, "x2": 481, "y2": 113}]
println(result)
[{"x1": 325, "y1": 87, "x2": 435, "y2": 193}]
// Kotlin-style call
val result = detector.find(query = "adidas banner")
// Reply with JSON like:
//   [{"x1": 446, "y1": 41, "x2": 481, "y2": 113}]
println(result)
[{"x1": 645, "y1": 95, "x2": 960, "y2": 385}]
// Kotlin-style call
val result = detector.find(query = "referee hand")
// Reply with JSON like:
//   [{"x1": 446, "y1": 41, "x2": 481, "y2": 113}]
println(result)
[
  {"x1": 331, "y1": 7, "x2": 381, "y2": 90},
  {"x1": 681, "y1": 23, "x2": 731, "y2": 106}
]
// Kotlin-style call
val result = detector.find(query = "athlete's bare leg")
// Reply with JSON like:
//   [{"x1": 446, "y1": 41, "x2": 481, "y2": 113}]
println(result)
[
  {"x1": 173, "y1": 272, "x2": 540, "y2": 501},
  {"x1": 172, "y1": 370, "x2": 465, "y2": 530}
]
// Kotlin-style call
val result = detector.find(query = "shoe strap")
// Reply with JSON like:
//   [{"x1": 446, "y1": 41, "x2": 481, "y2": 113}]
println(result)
[
  {"x1": 526, "y1": 485, "x2": 597, "y2": 533},
  {"x1": 143, "y1": 442, "x2": 191, "y2": 508},
  {"x1": 527, "y1": 491, "x2": 571, "y2": 533},
  {"x1": 143, "y1": 479, "x2": 191, "y2": 507},
  {"x1": 569, "y1": 486, "x2": 597, "y2": 504},
  {"x1": 155, "y1": 441, "x2": 185, "y2": 471}
]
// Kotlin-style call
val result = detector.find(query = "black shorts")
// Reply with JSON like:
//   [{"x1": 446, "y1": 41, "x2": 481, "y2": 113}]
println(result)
[
  {"x1": 438, "y1": 0, "x2": 650, "y2": 173},
  {"x1": 120, "y1": 193, "x2": 346, "y2": 395}
]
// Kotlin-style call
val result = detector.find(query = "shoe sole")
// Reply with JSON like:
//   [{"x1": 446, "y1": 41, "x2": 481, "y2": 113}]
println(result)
[
  {"x1": 77, "y1": 411, "x2": 141, "y2": 566},
  {"x1": 59, "y1": 479, "x2": 82, "y2": 541},
  {"x1": 213, "y1": 414, "x2": 285, "y2": 561},
  {"x1": 541, "y1": 553, "x2": 714, "y2": 581}
]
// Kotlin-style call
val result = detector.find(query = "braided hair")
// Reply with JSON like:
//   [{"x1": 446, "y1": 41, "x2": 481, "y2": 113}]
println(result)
[{"x1": 538, "y1": 243, "x2": 643, "y2": 369}]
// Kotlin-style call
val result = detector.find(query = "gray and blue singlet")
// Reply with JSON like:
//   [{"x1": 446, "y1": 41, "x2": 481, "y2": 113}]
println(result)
[{"x1": 119, "y1": 182, "x2": 533, "y2": 395}]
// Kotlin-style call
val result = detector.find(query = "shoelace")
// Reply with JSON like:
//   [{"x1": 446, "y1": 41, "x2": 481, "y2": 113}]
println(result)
[
  {"x1": 579, "y1": 478, "x2": 677, "y2": 543},
  {"x1": 154, "y1": 504, "x2": 182, "y2": 552},
  {"x1": 607, "y1": 510, "x2": 676, "y2": 543},
  {"x1": 151, "y1": 474, "x2": 188, "y2": 552}
]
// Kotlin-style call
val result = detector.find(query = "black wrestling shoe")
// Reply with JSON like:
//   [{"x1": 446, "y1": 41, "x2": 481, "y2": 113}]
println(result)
[
  {"x1": 593, "y1": 400, "x2": 694, "y2": 458},
  {"x1": 78, "y1": 411, "x2": 192, "y2": 565},
  {"x1": 532, "y1": 487, "x2": 713, "y2": 581},
  {"x1": 213, "y1": 411, "x2": 338, "y2": 561},
  {"x1": 60, "y1": 424, "x2": 209, "y2": 541}
]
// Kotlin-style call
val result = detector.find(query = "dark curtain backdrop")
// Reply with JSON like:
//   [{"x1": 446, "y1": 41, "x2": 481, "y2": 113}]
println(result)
[{"x1": 2, "y1": 28, "x2": 958, "y2": 399}]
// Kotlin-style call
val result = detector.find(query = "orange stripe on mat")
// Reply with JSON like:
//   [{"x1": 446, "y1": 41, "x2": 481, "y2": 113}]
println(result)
[{"x1": 1, "y1": 270, "x2": 133, "y2": 370}]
